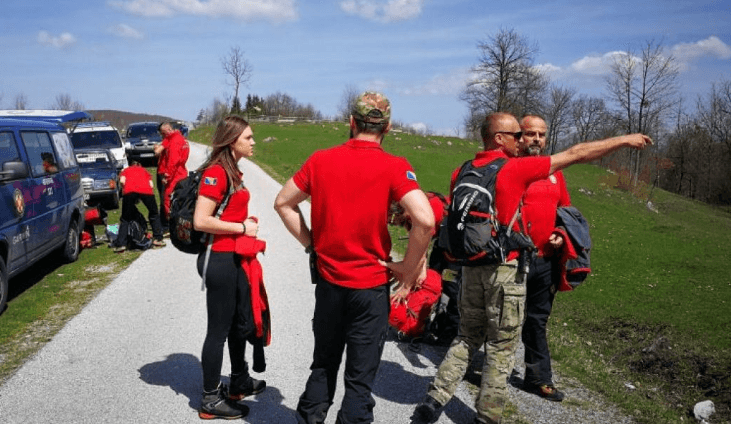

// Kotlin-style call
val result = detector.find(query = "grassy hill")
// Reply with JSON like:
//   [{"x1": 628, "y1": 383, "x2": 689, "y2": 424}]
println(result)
[
  {"x1": 191, "y1": 121, "x2": 731, "y2": 423},
  {"x1": 86, "y1": 110, "x2": 180, "y2": 131}
]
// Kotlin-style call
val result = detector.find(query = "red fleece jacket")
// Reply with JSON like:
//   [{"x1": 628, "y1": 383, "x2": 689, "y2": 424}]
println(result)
[{"x1": 235, "y1": 235, "x2": 271, "y2": 346}]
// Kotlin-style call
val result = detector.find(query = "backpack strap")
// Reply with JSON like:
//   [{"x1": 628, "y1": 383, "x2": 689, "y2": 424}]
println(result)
[{"x1": 199, "y1": 181, "x2": 240, "y2": 291}]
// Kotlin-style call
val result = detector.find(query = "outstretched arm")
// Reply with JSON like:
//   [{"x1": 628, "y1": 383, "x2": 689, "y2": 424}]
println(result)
[{"x1": 550, "y1": 133, "x2": 652, "y2": 174}]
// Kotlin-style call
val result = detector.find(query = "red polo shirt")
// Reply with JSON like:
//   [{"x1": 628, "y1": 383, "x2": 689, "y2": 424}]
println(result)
[
  {"x1": 198, "y1": 164, "x2": 250, "y2": 252},
  {"x1": 120, "y1": 164, "x2": 154, "y2": 196},
  {"x1": 450, "y1": 150, "x2": 551, "y2": 261},
  {"x1": 522, "y1": 171, "x2": 571, "y2": 256},
  {"x1": 293, "y1": 139, "x2": 421, "y2": 289}
]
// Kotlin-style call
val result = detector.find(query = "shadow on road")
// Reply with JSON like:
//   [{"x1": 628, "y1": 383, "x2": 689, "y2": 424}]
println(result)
[
  {"x1": 138, "y1": 352, "x2": 297, "y2": 422},
  {"x1": 138, "y1": 353, "x2": 202, "y2": 410}
]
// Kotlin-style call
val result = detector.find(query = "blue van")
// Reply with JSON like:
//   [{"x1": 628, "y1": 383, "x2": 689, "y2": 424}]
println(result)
[{"x1": 0, "y1": 110, "x2": 90, "y2": 313}]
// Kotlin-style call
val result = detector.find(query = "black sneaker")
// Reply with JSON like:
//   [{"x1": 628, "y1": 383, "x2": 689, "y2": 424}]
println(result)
[
  {"x1": 414, "y1": 395, "x2": 442, "y2": 422},
  {"x1": 199, "y1": 384, "x2": 249, "y2": 420},
  {"x1": 524, "y1": 383, "x2": 565, "y2": 402},
  {"x1": 229, "y1": 374, "x2": 266, "y2": 401}
]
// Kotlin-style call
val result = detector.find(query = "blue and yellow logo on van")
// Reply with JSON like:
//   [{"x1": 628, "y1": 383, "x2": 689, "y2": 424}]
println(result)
[{"x1": 13, "y1": 189, "x2": 25, "y2": 218}]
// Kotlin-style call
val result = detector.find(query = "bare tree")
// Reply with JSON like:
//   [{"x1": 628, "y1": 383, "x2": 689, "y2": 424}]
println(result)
[
  {"x1": 605, "y1": 40, "x2": 679, "y2": 185},
  {"x1": 14, "y1": 93, "x2": 28, "y2": 110},
  {"x1": 541, "y1": 85, "x2": 575, "y2": 154},
  {"x1": 337, "y1": 84, "x2": 360, "y2": 121},
  {"x1": 697, "y1": 78, "x2": 731, "y2": 156},
  {"x1": 571, "y1": 95, "x2": 608, "y2": 145},
  {"x1": 51, "y1": 93, "x2": 84, "y2": 111},
  {"x1": 460, "y1": 28, "x2": 547, "y2": 136},
  {"x1": 221, "y1": 46, "x2": 252, "y2": 113}
]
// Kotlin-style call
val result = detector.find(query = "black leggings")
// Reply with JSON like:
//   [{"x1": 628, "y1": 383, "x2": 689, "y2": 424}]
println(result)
[{"x1": 198, "y1": 251, "x2": 255, "y2": 391}]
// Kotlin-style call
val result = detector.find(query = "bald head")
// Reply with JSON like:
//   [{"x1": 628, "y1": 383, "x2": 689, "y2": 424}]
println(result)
[
  {"x1": 480, "y1": 112, "x2": 522, "y2": 156},
  {"x1": 519, "y1": 115, "x2": 548, "y2": 156}
]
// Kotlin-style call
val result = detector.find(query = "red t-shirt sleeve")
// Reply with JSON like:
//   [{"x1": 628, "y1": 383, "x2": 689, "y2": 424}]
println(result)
[
  {"x1": 198, "y1": 165, "x2": 228, "y2": 203},
  {"x1": 292, "y1": 154, "x2": 314, "y2": 195},
  {"x1": 390, "y1": 158, "x2": 420, "y2": 202}
]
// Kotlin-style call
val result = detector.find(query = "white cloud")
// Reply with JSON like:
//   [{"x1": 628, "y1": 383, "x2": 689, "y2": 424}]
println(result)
[
  {"x1": 568, "y1": 51, "x2": 635, "y2": 76},
  {"x1": 671, "y1": 36, "x2": 731, "y2": 62},
  {"x1": 108, "y1": 0, "x2": 298, "y2": 22},
  {"x1": 109, "y1": 23, "x2": 144, "y2": 40},
  {"x1": 534, "y1": 63, "x2": 561, "y2": 75},
  {"x1": 396, "y1": 68, "x2": 470, "y2": 96},
  {"x1": 340, "y1": 0, "x2": 423, "y2": 23},
  {"x1": 408, "y1": 122, "x2": 428, "y2": 133},
  {"x1": 550, "y1": 37, "x2": 731, "y2": 81},
  {"x1": 37, "y1": 31, "x2": 77, "y2": 48}
]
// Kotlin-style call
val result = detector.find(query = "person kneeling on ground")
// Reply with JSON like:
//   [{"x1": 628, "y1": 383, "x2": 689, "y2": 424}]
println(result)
[{"x1": 113, "y1": 161, "x2": 165, "y2": 253}]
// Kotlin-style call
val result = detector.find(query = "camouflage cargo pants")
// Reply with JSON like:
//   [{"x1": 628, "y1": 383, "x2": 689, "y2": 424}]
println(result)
[{"x1": 427, "y1": 260, "x2": 525, "y2": 424}]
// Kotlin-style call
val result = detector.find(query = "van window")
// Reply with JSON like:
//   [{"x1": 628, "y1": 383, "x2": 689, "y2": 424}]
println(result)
[
  {"x1": 69, "y1": 130, "x2": 122, "y2": 149},
  {"x1": 0, "y1": 131, "x2": 21, "y2": 165},
  {"x1": 21, "y1": 131, "x2": 59, "y2": 176},
  {"x1": 51, "y1": 132, "x2": 77, "y2": 170}
]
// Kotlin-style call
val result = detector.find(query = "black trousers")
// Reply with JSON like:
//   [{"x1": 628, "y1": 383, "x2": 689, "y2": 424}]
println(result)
[
  {"x1": 116, "y1": 192, "x2": 163, "y2": 246},
  {"x1": 521, "y1": 255, "x2": 559, "y2": 386},
  {"x1": 198, "y1": 251, "x2": 255, "y2": 392},
  {"x1": 296, "y1": 277, "x2": 390, "y2": 424},
  {"x1": 156, "y1": 173, "x2": 168, "y2": 228}
]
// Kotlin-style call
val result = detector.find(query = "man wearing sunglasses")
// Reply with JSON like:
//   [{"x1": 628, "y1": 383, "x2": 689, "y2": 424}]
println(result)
[{"x1": 416, "y1": 112, "x2": 652, "y2": 424}]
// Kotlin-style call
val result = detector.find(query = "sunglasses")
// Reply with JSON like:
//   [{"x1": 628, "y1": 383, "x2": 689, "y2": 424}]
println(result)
[{"x1": 495, "y1": 131, "x2": 523, "y2": 139}]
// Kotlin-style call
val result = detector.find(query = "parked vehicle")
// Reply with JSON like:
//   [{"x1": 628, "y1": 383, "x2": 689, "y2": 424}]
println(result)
[
  {"x1": 0, "y1": 110, "x2": 89, "y2": 313},
  {"x1": 68, "y1": 122, "x2": 128, "y2": 171},
  {"x1": 171, "y1": 121, "x2": 189, "y2": 138},
  {"x1": 124, "y1": 122, "x2": 161, "y2": 164},
  {"x1": 75, "y1": 149, "x2": 120, "y2": 209}
]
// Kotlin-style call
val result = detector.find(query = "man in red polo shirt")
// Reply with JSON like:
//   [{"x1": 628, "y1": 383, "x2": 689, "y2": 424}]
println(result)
[
  {"x1": 518, "y1": 115, "x2": 571, "y2": 402},
  {"x1": 274, "y1": 91, "x2": 434, "y2": 424},
  {"x1": 113, "y1": 161, "x2": 165, "y2": 252},
  {"x1": 416, "y1": 112, "x2": 652, "y2": 424},
  {"x1": 154, "y1": 121, "x2": 189, "y2": 231}
]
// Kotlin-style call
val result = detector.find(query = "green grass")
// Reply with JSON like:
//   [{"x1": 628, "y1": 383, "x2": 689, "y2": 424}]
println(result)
[{"x1": 192, "y1": 121, "x2": 731, "y2": 422}]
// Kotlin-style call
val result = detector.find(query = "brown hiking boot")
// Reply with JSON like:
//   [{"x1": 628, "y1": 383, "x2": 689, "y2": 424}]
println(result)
[{"x1": 525, "y1": 383, "x2": 565, "y2": 402}]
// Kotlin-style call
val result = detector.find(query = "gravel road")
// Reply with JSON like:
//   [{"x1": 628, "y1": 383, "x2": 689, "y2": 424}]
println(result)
[{"x1": 0, "y1": 142, "x2": 634, "y2": 423}]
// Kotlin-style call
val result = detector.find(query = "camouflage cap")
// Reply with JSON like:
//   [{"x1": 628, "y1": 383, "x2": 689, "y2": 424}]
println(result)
[{"x1": 352, "y1": 91, "x2": 391, "y2": 124}]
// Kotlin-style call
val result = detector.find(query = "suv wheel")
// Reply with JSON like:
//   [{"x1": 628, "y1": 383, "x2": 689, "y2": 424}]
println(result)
[
  {"x1": 61, "y1": 220, "x2": 81, "y2": 263},
  {"x1": 0, "y1": 257, "x2": 8, "y2": 315}
]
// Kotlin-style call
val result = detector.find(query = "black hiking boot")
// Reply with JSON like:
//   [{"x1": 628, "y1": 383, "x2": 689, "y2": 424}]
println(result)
[
  {"x1": 199, "y1": 384, "x2": 248, "y2": 420},
  {"x1": 414, "y1": 395, "x2": 442, "y2": 422},
  {"x1": 229, "y1": 373, "x2": 266, "y2": 401}
]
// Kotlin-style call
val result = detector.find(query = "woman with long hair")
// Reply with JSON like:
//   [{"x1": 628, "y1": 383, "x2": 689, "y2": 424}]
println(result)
[{"x1": 193, "y1": 116, "x2": 265, "y2": 419}]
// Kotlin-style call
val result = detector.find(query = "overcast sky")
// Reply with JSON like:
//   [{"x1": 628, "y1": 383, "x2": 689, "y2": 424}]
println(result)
[{"x1": 1, "y1": 0, "x2": 729, "y2": 136}]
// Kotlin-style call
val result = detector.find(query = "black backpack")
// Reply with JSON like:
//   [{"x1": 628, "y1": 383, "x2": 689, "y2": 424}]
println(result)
[
  {"x1": 169, "y1": 171, "x2": 232, "y2": 254},
  {"x1": 128, "y1": 208, "x2": 152, "y2": 250},
  {"x1": 437, "y1": 158, "x2": 534, "y2": 266}
]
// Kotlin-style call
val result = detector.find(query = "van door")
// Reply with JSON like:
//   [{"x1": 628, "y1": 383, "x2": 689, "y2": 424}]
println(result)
[
  {"x1": 0, "y1": 130, "x2": 29, "y2": 274},
  {"x1": 18, "y1": 130, "x2": 66, "y2": 262}
]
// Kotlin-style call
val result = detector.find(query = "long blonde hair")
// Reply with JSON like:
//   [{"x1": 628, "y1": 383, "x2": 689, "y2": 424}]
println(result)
[{"x1": 198, "y1": 115, "x2": 249, "y2": 190}]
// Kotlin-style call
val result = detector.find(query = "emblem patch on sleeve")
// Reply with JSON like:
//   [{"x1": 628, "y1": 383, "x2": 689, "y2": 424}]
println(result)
[
  {"x1": 406, "y1": 171, "x2": 417, "y2": 181},
  {"x1": 204, "y1": 177, "x2": 217, "y2": 186}
]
